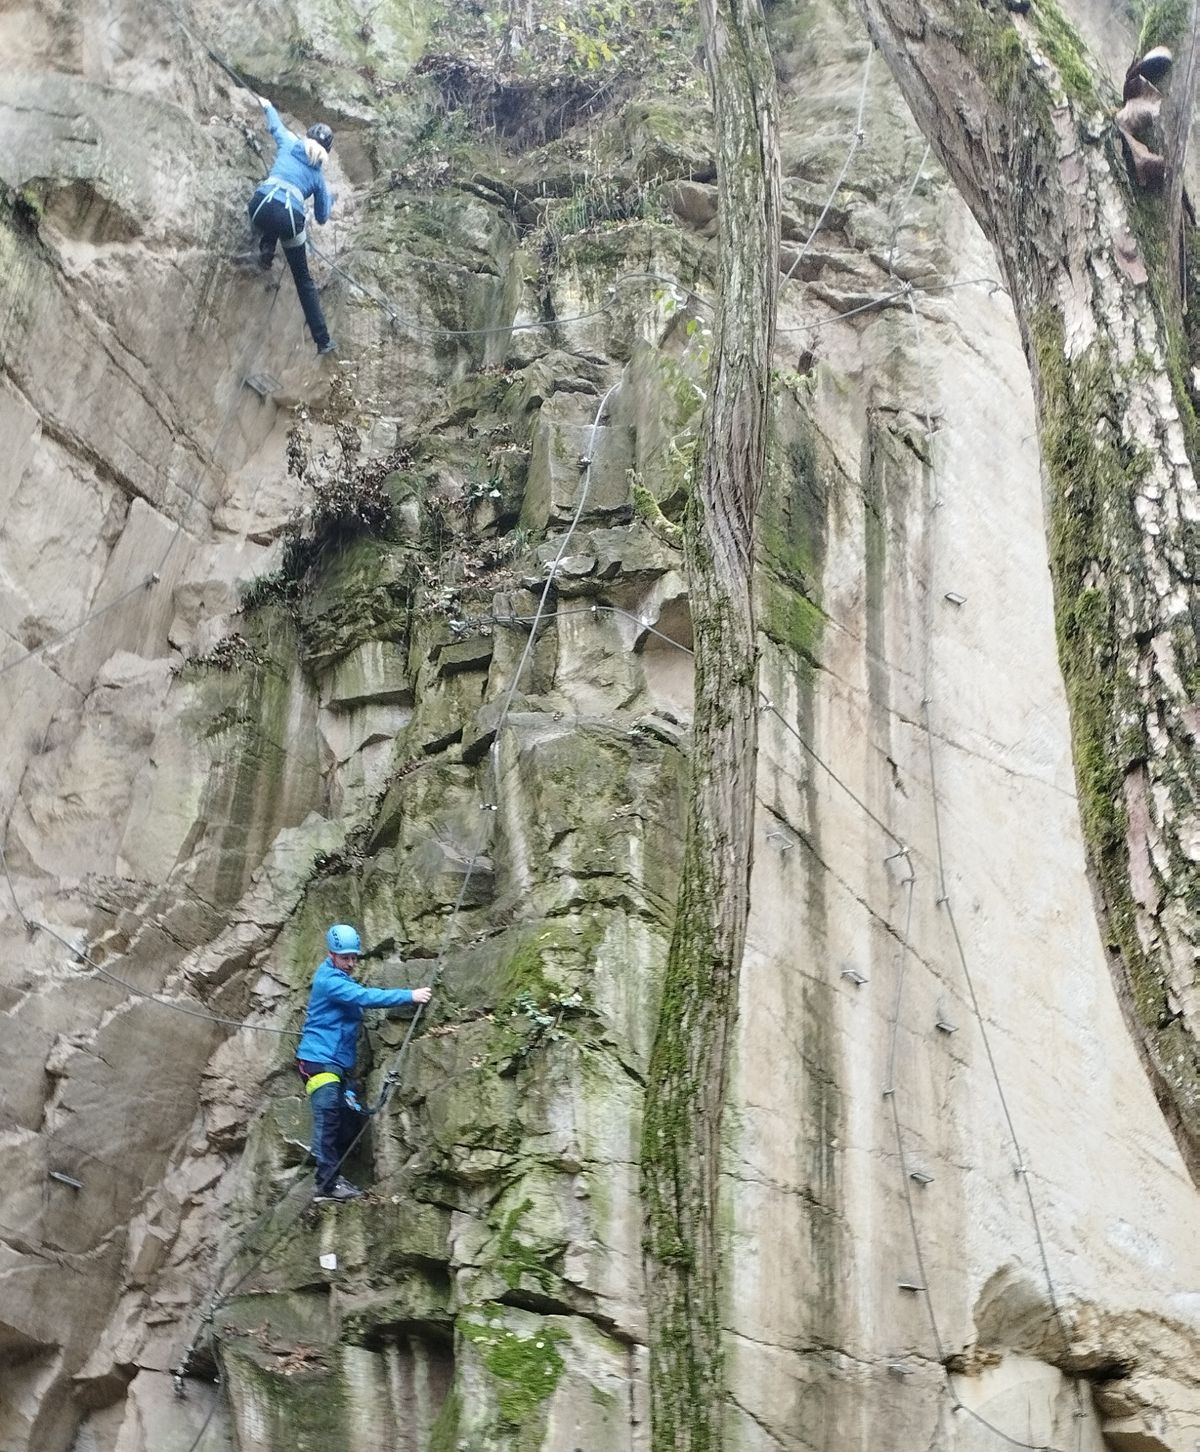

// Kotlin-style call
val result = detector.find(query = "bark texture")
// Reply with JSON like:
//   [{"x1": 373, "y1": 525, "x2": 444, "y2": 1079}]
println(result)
[
  {"x1": 637, "y1": 0, "x2": 781, "y2": 1443},
  {"x1": 856, "y1": 0, "x2": 1200, "y2": 1180}
]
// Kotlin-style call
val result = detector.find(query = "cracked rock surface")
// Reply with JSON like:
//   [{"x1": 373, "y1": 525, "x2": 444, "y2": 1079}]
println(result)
[{"x1": 0, "y1": 0, "x2": 1197, "y2": 1448}]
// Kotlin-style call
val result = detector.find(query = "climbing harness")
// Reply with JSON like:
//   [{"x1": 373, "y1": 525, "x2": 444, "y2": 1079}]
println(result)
[{"x1": 249, "y1": 180, "x2": 308, "y2": 247}]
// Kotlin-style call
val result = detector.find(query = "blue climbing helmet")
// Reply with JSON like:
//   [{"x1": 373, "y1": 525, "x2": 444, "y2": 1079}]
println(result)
[{"x1": 327, "y1": 923, "x2": 361, "y2": 955}]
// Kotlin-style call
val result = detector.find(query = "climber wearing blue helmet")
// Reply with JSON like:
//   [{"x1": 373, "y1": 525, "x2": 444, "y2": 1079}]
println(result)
[
  {"x1": 296, "y1": 924, "x2": 432, "y2": 1203},
  {"x1": 247, "y1": 94, "x2": 337, "y2": 356}
]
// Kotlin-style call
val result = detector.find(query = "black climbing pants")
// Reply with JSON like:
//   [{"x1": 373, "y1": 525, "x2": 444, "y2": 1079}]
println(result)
[
  {"x1": 297, "y1": 1060, "x2": 358, "y2": 1193},
  {"x1": 248, "y1": 193, "x2": 331, "y2": 350}
]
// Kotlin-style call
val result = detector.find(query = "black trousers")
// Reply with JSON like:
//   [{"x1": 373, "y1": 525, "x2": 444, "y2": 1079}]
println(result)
[{"x1": 248, "y1": 193, "x2": 331, "y2": 349}]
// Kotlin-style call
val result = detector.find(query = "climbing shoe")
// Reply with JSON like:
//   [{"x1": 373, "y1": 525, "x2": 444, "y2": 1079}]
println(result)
[
  {"x1": 316, "y1": 339, "x2": 337, "y2": 356},
  {"x1": 313, "y1": 1177, "x2": 364, "y2": 1204}
]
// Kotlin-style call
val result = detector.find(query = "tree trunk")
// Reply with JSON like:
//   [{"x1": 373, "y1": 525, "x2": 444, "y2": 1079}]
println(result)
[
  {"x1": 855, "y1": 0, "x2": 1200, "y2": 1180},
  {"x1": 638, "y1": 0, "x2": 781, "y2": 1444}
]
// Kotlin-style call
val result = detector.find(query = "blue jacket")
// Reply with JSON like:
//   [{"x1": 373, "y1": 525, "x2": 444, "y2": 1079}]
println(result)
[
  {"x1": 297, "y1": 957, "x2": 414, "y2": 1069},
  {"x1": 258, "y1": 103, "x2": 334, "y2": 224}
]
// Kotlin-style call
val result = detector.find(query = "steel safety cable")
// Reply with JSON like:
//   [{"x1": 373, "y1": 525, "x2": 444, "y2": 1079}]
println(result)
[
  {"x1": 99, "y1": 28, "x2": 1042, "y2": 1430},
  {"x1": 780, "y1": 44, "x2": 874, "y2": 287},
  {"x1": 0, "y1": 271, "x2": 1013, "y2": 724},
  {"x1": 885, "y1": 142, "x2": 931, "y2": 274},
  {"x1": 881, "y1": 867, "x2": 952, "y2": 1370},
  {"x1": 903, "y1": 282, "x2": 1082, "y2": 1444},
  {"x1": 368, "y1": 378, "x2": 621, "y2": 1122},
  {"x1": 759, "y1": 696, "x2": 908, "y2": 851},
  {"x1": 877, "y1": 548, "x2": 1063, "y2": 1452},
  {"x1": 0, "y1": 287, "x2": 285, "y2": 1017},
  {"x1": 853, "y1": 283, "x2": 1067, "y2": 1452},
  {"x1": 789, "y1": 145, "x2": 1070, "y2": 1451},
  {"x1": 173, "y1": 381, "x2": 621, "y2": 1404}
]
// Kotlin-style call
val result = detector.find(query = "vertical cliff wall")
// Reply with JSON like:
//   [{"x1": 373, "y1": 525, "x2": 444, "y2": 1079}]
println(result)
[{"x1": 0, "y1": 0, "x2": 1197, "y2": 1449}]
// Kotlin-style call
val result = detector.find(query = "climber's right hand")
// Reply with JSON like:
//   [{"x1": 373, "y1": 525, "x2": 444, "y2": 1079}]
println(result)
[{"x1": 412, "y1": 986, "x2": 433, "y2": 1004}]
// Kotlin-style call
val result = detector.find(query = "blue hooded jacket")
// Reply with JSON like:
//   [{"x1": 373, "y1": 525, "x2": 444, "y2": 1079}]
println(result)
[
  {"x1": 256, "y1": 103, "x2": 334, "y2": 224},
  {"x1": 297, "y1": 957, "x2": 414, "y2": 1069}
]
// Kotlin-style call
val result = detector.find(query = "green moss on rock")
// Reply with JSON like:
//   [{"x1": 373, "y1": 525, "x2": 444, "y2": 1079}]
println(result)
[
  {"x1": 294, "y1": 536, "x2": 414, "y2": 671},
  {"x1": 1029, "y1": 0, "x2": 1095, "y2": 103},
  {"x1": 460, "y1": 1306, "x2": 568, "y2": 1428},
  {"x1": 1034, "y1": 309, "x2": 1166, "y2": 1020},
  {"x1": 427, "y1": 1385, "x2": 462, "y2": 1452},
  {"x1": 758, "y1": 405, "x2": 828, "y2": 669},
  {"x1": 1136, "y1": 0, "x2": 1190, "y2": 54},
  {"x1": 221, "y1": 1340, "x2": 347, "y2": 1446},
  {"x1": 495, "y1": 1198, "x2": 550, "y2": 1291}
]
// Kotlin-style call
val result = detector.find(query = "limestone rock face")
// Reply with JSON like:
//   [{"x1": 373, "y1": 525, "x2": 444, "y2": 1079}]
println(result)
[{"x1": 0, "y1": 0, "x2": 1197, "y2": 1450}]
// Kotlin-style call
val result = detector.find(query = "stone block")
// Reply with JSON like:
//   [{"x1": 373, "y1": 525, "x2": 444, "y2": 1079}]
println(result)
[
  {"x1": 61, "y1": 499, "x2": 194, "y2": 692},
  {"x1": 668, "y1": 179, "x2": 719, "y2": 234},
  {"x1": 125, "y1": 1219, "x2": 171, "y2": 1286},
  {"x1": 407, "y1": 668, "x2": 488, "y2": 755},
  {"x1": 585, "y1": 523, "x2": 680, "y2": 584},
  {"x1": 522, "y1": 397, "x2": 635, "y2": 531},
  {"x1": 621, "y1": 97, "x2": 715, "y2": 182},
  {"x1": 434, "y1": 634, "x2": 495, "y2": 677},
  {"x1": 323, "y1": 640, "x2": 414, "y2": 710}
]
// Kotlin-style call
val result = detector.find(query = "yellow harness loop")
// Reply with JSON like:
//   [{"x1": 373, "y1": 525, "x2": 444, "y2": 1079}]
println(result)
[{"x1": 305, "y1": 1071, "x2": 341, "y2": 1096}]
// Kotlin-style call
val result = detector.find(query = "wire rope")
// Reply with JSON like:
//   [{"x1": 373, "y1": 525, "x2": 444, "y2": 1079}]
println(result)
[
  {"x1": 780, "y1": 46, "x2": 873, "y2": 286},
  {"x1": 172, "y1": 380, "x2": 620, "y2": 1407},
  {"x1": 14, "y1": 21, "x2": 1076, "y2": 1447}
]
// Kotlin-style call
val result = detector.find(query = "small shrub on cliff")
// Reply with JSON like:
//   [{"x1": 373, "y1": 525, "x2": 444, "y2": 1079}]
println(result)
[
  {"x1": 242, "y1": 381, "x2": 408, "y2": 610},
  {"x1": 174, "y1": 633, "x2": 267, "y2": 676}
]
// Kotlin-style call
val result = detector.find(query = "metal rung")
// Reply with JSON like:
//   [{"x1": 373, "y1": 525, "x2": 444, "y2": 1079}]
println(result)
[
  {"x1": 243, "y1": 372, "x2": 280, "y2": 399},
  {"x1": 841, "y1": 967, "x2": 868, "y2": 986},
  {"x1": 909, "y1": 1170, "x2": 934, "y2": 1185},
  {"x1": 49, "y1": 1170, "x2": 84, "y2": 1190},
  {"x1": 935, "y1": 1017, "x2": 958, "y2": 1034},
  {"x1": 887, "y1": 1361, "x2": 914, "y2": 1378},
  {"x1": 943, "y1": 590, "x2": 967, "y2": 606},
  {"x1": 897, "y1": 1280, "x2": 925, "y2": 1293}
]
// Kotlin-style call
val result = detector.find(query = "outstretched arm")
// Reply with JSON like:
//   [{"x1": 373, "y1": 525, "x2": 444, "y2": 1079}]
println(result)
[
  {"x1": 322, "y1": 974, "x2": 432, "y2": 1010},
  {"x1": 256, "y1": 96, "x2": 295, "y2": 153}
]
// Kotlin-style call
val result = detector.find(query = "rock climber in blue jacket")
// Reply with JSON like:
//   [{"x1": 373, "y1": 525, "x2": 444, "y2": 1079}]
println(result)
[
  {"x1": 249, "y1": 96, "x2": 337, "y2": 356},
  {"x1": 296, "y1": 924, "x2": 432, "y2": 1202}
]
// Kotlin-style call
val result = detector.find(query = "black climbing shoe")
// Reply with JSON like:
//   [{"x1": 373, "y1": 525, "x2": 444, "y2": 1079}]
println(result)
[
  {"x1": 316, "y1": 339, "x2": 337, "y2": 356},
  {"x1": 313, "y1": 1177, "x2": 364, "y2": 1204}
]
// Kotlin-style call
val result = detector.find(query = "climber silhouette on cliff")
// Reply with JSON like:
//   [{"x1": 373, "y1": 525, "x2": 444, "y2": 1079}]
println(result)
[
  {"x1": 248, "y1": 96, "x2": 337, "y2": 356},
  {"x1": 296, "y1": 925, "x2": 433, "y2": 1202}
]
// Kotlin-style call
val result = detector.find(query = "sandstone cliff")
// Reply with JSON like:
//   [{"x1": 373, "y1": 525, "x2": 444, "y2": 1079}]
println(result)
[{"x1": 1, "y1": 0, "x2": 1198, "y2": 1449}]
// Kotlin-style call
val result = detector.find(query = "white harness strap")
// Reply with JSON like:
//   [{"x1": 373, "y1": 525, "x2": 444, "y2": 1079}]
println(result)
[{"x1": 251, "y1": 181, "x2": 307, "y2": 245}]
